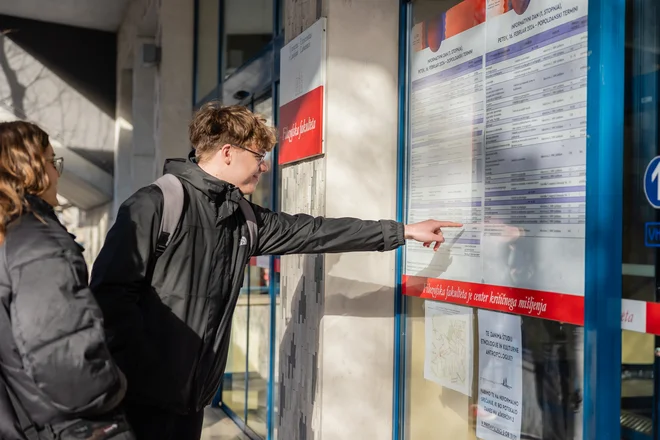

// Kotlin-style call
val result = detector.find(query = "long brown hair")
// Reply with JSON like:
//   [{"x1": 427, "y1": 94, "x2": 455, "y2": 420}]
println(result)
[{"x1": 0, "y1": 121, "x2": 51, "y2": 245}]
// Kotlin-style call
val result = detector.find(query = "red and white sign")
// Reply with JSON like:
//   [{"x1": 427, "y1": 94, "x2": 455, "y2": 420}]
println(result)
[
  {"x1": 403, "y1": 276, "x2": 585, "y2": 325},
  {"x1": 404, "y1": 276, "x2": 660, "y2": 335},
  {"x1": 621, "y1": 299, "x2": 647, "y2": 333},
  {"x1": 621, "y1": 299, "x2": 660, "y2": 335},
  {"x1": 279, "y1": 18, "x2": 326, "y2": 165}
]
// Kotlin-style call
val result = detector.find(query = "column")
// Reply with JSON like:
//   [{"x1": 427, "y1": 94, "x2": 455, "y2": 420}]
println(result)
[
  {"x1": 132, "y1": 37, "x2": 158, "y2": 189},
  {"x1": 279, "y1": 1, "x2": 400, "y2": 438},
  {"x1": 155, "y1": 0, "x2": 195, "y2": 172}
]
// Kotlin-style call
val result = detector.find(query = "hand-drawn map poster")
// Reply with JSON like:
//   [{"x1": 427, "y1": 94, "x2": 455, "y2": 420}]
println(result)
[{"x1": 424, "y1": 301, "x2": 474, "y2": 396}]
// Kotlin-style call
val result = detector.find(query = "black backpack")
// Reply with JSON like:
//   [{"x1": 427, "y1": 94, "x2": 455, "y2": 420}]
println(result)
[{"x1": 151, "y1": 173, "x2": 258, "y2": 258}]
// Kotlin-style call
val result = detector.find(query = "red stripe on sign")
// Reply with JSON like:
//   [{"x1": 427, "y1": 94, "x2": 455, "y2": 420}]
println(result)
[
  {"x1": 646, "y1": 302, "x2": 660, "y2": 335},
  {"x1": 402, "y1": 276, "x2": 584, "y2": 325},
  {"x1": 279, "y1": 86, "x2": 324, "y2": 165}
]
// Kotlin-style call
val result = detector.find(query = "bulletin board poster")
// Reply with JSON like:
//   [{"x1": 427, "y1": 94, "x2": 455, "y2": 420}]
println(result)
[
  {"x1": 402, "y1": 0, "x2": 588, "y2": 326},
  {"x1": 279, "y1": 18, "x2": 327, "y2": 165}
]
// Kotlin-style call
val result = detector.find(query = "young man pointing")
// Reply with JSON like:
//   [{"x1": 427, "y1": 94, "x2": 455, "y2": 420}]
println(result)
[{"x1": 90, "y1": 102, "x2": 461, "y2": 439}]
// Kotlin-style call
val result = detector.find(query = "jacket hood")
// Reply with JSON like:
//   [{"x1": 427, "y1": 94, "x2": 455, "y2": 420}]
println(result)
[
  {"x1": 163, "y1": 151, "x2": 244, "y2": 209},
  {"x1": 25, "y1": 194, "x2": 55, "y2": 216}
]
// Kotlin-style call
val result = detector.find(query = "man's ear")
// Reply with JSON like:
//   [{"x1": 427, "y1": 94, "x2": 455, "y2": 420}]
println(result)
[{"x1": 220, "y1": 144, "x2": 232, "y2": 164}]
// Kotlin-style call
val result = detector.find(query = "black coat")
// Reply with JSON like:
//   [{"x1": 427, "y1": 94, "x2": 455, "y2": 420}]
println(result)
[
  {"x1": 90, "y1": 153, "x2": 405, "y2": 414},
  {"x1": 0, "y1": 196, "x2": 127, "y2": 439}
]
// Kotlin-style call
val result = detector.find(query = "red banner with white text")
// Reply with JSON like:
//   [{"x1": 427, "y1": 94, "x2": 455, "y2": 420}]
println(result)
[
  {"x1": 278, "y1": 85, "x2": 324, "y2": 165},
  {"x1": 402, "y1": 275, "x2": 585, "y2": 325}
]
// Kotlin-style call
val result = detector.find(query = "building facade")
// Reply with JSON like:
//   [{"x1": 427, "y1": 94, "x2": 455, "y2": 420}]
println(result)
[{"x1": 1, "y1": 0, "x2": 657, "y2": 439}]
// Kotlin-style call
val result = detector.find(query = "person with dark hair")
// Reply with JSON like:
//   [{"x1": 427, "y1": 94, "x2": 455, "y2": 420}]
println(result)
[
  {"x1": 0, "y1": 121, "x2": 134, "y2": 440},
  {"x1": 91, "y1": 102, "x2": 461, "y2": 439}
]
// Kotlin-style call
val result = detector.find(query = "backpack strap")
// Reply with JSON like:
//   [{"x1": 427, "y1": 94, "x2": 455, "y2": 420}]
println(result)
[
  {"x1": 152, "y1": 174, "x2": 184, "y2": 258},
  {"x1": 151, "y1": 174, "x2": 257, "y2": 258},
  {"x1": 4, "y1": 380, "x2": 47, "y2": 440},
  {"x1": 238, "y1": 198, "x2": 258, "y2": 256}
]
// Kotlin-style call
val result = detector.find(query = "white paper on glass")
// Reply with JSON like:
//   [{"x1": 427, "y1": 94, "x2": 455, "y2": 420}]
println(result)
[
  {"x1": 405, "y1": 0, "x2": 589, "y2": 298},
  {"x1": 476, "y1": 309, "x2": 523, "y2": 440},
  {"x1": 424, "y1": 301, "x2": 473, "y2": 396}
]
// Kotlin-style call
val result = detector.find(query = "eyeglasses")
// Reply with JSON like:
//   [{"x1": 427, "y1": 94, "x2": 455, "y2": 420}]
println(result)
[
  {"x1": 48, "y1": 157, "x2": 64, "y2": 175},
  {"x1": 232, "y1": 144, "x2": 267, "y2": 165}
]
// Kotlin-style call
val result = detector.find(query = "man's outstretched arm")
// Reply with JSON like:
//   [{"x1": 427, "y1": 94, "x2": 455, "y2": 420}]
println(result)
[{"x1": 250, "y1": 203, "x2": 461, "y2": 256}]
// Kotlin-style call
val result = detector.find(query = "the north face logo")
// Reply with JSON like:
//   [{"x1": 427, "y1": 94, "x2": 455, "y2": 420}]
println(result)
[{"x1": 239, "y1": 236, "x2": 248, "y2": 246}]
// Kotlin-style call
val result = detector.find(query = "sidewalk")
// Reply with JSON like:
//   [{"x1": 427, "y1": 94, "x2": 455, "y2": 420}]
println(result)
[{"x1": 201, "y1": 407, "x2": 250, "y2": 440}]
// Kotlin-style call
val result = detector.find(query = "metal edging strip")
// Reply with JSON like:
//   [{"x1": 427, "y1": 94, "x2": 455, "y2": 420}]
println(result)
[
  {"x1": 221, "y1": 403, "x2": 263, "y2": 440},
  {"x1": 266, "y1": 1, "x2": 282, "y2": 437},
  {"x1": 266, "y1": 143, "x2": 278, "y2": 440},
  {"x1": 583, "y1": 0, "x2": 625, "y2": 438},
  {"x1": 393, "y1": 1, "x2": 410, "y2": 440},
  {"x1": 245, "y1": 262, "x2": 252, "y2": 426}
]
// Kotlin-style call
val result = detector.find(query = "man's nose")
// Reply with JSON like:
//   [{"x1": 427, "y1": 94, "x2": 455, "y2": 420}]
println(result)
[{"x1": 260, "y1": 160, "x2": 270, "y2": 172}]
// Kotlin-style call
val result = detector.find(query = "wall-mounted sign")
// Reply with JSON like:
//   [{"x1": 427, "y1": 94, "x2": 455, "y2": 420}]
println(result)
[
  {"x1": 645, "y1": 222, "x2": 660, "y2": 247},
  {"x1": 644, "y1": 156, "x2": 660, "y2": 208},
  {"x1": 278, "y1": 17, "x2": 327, "y2": 165}
]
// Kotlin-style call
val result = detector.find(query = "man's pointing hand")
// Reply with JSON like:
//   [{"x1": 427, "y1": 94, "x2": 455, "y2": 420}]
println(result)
[{"x1": 404, "y1": 220, "x2": 464, "y2": 251}]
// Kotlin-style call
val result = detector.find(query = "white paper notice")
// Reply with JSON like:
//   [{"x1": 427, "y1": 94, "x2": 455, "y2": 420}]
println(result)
[
  {"x1": 481, "y1": 0, "x2": 588, "y2": 295},
  {"x1": 424, "y1": 301, "x2": 473, "y2": 396},
  {"x1": 476, "y1": 309, "x2": 523, "y2": 440},
  {"x1": 406, "y1": 16, "x2": 485, "y2": 284},
  {"x1": 405, "y1": 0, "x2": 589, "y2": 298}
]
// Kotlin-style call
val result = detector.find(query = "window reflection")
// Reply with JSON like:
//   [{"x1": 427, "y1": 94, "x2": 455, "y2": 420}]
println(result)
[
  {"x1": 620, "y1": 0, "x2": 659, "y2": 437},
  {"x1": 404, "y1": 1, "x2": 585, "y2": 438},
  {"x1": 404, "y1": 297, "x2": 583, "y2": 440},
  {"x1": 195, "y1": 0, "x2": 220, "y2": 102},
  {"x1": 222, "y1": 0, "x2": 273, "y2": 78},
  {"x1": 224, "y1": 267, "x2": 250, "y2": 420}
]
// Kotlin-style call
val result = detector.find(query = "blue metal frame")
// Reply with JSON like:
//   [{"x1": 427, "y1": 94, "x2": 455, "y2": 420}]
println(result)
[
  {"x1": 221, "y1": 402, "x2": 262, "y2": 440},
  {"x1": 393, "y1": 1, "x2": 410, "y2": 440},
  {"x1": 393, "y1": 0, "x2": 627, "y2": 439},
  {"x1": 266, "y1": 2, "x2": 282, "y2": 438},
  {"x1": 266, "y1": 89, "x2": 279, "y2": 440},
  {"x1": 245, "y1": 259, "x2": 252, "y2": 425},
  {"x1": 583, "y1": 0, "x2": 625, "y2": 438}
]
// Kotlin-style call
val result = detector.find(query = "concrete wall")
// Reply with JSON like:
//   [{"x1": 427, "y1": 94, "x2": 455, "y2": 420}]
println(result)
[
  {"x1": 279, "y1": 1, "x2": 400, "y2": 439},
  {"x1": 0, "y1": 15, "x2": 116, "y2": 172},
  {"x1": 0, "y1": 15, "x2": 116, "y2": 262},
  {"x1": 58, "y1": 202, "x2": 112, "y2": 268},
  {"x1": 114, "y1": 0, "x2": 193, "y2": 211}
]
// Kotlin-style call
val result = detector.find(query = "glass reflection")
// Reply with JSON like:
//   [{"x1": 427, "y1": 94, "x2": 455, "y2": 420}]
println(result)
[
  {"x1": 244, "y1": 95, "x2": 274, "y2": 437},
  {"x1": 620, "y1": 0, "x2": 659, "y2": 437}
]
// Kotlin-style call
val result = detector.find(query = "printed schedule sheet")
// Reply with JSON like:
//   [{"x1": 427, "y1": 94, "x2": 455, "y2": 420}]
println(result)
[
  {"x1": 406, "y1": 0, "x2": 588, "y2": 297},
  {"x1": 407, "y1": 21, "x2": 485, "y2": 283}
]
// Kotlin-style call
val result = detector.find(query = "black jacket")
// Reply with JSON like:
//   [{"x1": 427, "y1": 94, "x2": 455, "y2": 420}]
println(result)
[
  {"x1": 0, "y1": 196, "x2": 127, "y2": 439},
  {"x1": 90, "y1": 153, "x2": 405, "y2": 414}
]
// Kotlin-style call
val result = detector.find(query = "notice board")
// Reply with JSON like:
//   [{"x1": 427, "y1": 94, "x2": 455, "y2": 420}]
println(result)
[
  {"x1": 279, "y1": 17, "x2": 327, "y2": 165},
  {"x1": 403, "y1": 0, "x2": 588, "y2": 326}
]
